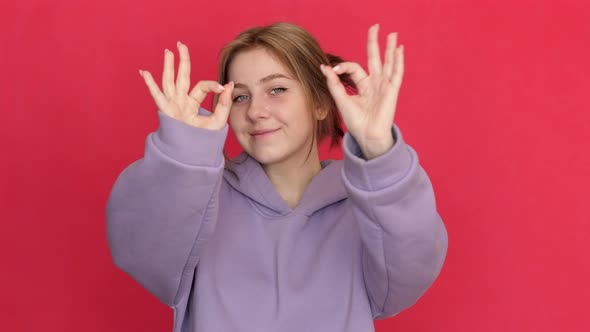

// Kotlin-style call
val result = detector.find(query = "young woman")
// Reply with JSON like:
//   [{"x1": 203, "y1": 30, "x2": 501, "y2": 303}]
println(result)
[{"x1": 107, "y1": 22, "x2": 448, "y2": 332}]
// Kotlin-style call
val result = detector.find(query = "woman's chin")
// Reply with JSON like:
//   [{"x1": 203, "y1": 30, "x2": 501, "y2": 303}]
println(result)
[
  {"x1": 250, "y1": 152, "x2": 282, "y2": 166},
  {"x1": 246, "y1": 148, "x2": 287, "y2": 167}
]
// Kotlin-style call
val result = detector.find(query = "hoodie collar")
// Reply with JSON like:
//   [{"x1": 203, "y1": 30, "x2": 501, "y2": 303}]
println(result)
[{"x1": 223, "y1": 152, "x2": 347, "y2": 217}]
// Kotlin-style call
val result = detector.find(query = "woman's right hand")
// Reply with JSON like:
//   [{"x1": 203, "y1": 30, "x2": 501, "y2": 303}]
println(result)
[{"x1": 139, "y1": 41, "x2": 234, "y2": 130}]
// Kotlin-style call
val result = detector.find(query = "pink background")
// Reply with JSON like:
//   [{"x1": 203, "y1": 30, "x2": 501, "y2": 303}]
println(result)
[{"x1": 2, "y1": 0, "x2": 589, "y2": 331}]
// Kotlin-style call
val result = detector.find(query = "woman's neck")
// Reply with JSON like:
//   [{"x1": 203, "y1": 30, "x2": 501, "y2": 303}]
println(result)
[{"x1": 262, "y1": 147, "x2": 323, "y2": 209}]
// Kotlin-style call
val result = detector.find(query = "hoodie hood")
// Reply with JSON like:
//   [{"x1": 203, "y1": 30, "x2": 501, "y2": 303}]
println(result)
[{"x1": 223, "y1": 152, "x2": 347, "y2": 217}]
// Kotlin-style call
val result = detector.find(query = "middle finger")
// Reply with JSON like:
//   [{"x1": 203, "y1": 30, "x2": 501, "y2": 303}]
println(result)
[
  {"x1": 176, "y1": 41, "x2": 191, "y2": 96},
  {"x1": 367, "y1": 24, "x2": 382, "y2": 75}
]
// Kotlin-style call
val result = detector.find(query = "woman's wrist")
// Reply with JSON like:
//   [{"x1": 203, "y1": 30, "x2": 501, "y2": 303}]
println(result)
[{"x1": 359, "y1": 135, "x2": 395, "y2": 160}]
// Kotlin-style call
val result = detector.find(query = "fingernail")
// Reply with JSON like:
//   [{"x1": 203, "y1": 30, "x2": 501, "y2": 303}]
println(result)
[
  {"x1": 164, "y1": 48, "x2": 169, "y2": 54},
  {"x1": 177, "y1": 41, "x2": 181, "y2": 47},
  {"x1": 320, "y1": 64, "x2": 325, "y2": 74},
  {"x1": 230, "y1": 81, "x2": 234, "y2": 88},
  {"x1": 138, "y1": 69, "x2": 143, "y2": 76},
  {"x1": 218, "y1": 84, "x2": 225, "y2": 91},
  {"x1": 332, "y1": 65, "x2": 340, "y2": 72}
]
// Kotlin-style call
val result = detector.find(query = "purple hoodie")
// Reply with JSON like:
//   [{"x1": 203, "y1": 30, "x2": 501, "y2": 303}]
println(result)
[{"x1": 106, "y1": 109, "x2": 448, "y2": 332}]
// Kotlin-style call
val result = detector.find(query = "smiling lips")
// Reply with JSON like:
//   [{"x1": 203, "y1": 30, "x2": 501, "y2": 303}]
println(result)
[{"x1": 251, "y1": 128, "x2": 279, "y2": 139}]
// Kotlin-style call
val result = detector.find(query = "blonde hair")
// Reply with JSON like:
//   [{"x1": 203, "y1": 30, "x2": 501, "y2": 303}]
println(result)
[{"x1": 213, "y1": 22, "x2": 356, "y2": 149}]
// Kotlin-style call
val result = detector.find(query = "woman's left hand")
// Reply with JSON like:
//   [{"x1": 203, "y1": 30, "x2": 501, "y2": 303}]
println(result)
[{"x1": 320, "y1": 24, "x2": 404, "y2": 160}]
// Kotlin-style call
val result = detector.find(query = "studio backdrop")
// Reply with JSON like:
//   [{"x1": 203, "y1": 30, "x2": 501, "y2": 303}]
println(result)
[{"x1": 2, "y1": 0, "x2": 589, "y2": 331}]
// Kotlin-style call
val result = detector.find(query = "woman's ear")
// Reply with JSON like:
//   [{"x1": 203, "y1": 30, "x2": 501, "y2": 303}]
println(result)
[{"x1": 315, "y1": 106, "x2": 329, "y2": 121}]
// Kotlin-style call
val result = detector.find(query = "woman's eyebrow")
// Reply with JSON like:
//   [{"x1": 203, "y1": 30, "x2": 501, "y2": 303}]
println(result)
[
  {"x1": 259, "y1": 73, "x2": 292, "y2": 83},
  {"x1": 234, "y1": 73, "x2": 292, "y2": 89}
]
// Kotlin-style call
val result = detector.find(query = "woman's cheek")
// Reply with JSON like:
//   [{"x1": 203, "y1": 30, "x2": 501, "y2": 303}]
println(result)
[
  {"x1": 268, "y1": 96, "x2": 290, "y2": 112},
  {"x1": 229, "y1": 104, "x2": 244, "y2": 122}
]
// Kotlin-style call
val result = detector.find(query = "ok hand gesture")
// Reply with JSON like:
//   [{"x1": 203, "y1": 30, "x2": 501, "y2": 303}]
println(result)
[
  {"x1": 320, "y1": 24, "x2": 404, "y2": 160},
  {"x1": 139, "y1": 41, "x2": 235, "y2": 130}
]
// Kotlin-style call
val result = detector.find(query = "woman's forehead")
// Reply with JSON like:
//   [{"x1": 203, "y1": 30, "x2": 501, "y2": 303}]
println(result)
[{"x1": 228, "y1": 48, "x2": 295, "y2": 84}]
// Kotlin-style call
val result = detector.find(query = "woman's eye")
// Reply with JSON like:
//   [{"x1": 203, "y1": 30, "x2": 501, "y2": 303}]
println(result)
[
  {"x1": 233, "y1": 95, "x2": 249, "y2": 104},
  {"x1": 270, "y1": 87, "x2": 287, "y2": 95}
]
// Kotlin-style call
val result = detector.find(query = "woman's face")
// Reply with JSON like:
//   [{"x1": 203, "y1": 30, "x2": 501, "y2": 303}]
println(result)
[{"x1": 228, "y1": 48, "x2": 317, "y2": 167}]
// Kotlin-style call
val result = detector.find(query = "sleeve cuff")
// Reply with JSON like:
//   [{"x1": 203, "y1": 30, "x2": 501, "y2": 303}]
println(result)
[
  {"x1": 342, "y1": 124, "x2": 414, "y2": 192},
  {"x1": 150, "y1": 109, "x2": 228, "y2": 167}
]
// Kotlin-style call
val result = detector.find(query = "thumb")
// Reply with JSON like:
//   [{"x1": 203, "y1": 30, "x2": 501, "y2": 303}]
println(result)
[
  {"x1": 212, "y1": 81, "x2": 234, "y2": 128},
  {"x1": 320, "y1": 64, "x2": 353, "y2": 115}
]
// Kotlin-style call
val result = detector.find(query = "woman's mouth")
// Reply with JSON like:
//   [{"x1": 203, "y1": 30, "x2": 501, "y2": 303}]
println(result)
[{"x1": 251, "y1": 128, "x2": 279, "y2": 139}]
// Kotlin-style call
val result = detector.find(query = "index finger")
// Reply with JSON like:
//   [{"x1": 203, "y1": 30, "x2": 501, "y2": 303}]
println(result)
[{"x1": 188, "y1": 80, "x2": 226, "y2": 105}]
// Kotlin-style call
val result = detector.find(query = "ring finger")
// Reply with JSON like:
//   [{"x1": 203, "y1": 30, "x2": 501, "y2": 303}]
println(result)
[{"x1": 162, "y1": 49, "x2": 175, "y2": 97}]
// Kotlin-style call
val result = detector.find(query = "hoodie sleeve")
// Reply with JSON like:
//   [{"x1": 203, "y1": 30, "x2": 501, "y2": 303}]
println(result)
[
  {"x1": 341, "y1": 124, "x2": 448, "y2": 319},
  {"x1": 106, "y1": 109, "x2": 228, "y2": 307}
]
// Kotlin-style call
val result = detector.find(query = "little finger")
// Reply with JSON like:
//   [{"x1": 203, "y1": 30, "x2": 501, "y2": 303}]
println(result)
[
  {"x1": 140, "y1": 70, "x2": 168, "y2": 111},
  {"x1": 391, "y1": 45, "x2": 404, "y2": 87}
]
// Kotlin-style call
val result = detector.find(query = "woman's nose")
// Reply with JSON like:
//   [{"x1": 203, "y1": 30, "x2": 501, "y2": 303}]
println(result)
[{"x1": 246, "y1": 96, "x2": 270, "y2": 121}]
